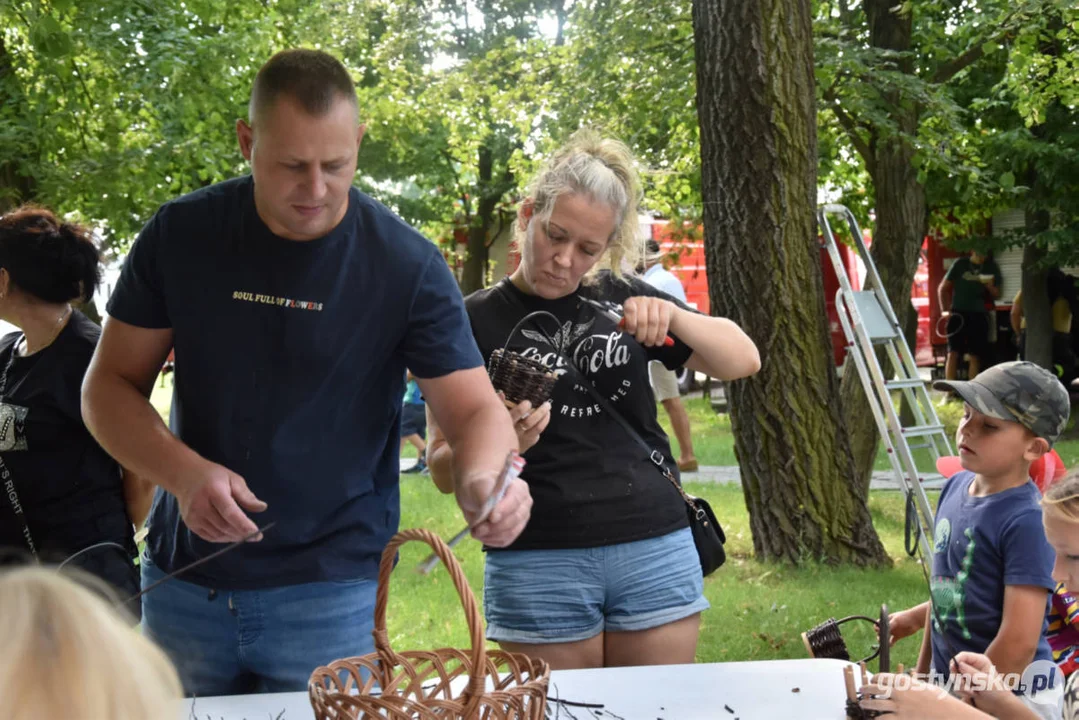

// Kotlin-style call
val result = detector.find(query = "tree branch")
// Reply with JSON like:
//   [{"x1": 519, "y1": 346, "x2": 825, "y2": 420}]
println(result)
[
  {"x1": 931, "y1": 8, "x2": 1025, "y2": 84},
  {"x1": 932, "y1": 44, "x2": 990, "y2": 84},
  {"x1": 71, "y1": 59, "x2": 95, "y2": 110},
  {"x1": 823, "y1": 90, "x2": 875, "y2": 172}
]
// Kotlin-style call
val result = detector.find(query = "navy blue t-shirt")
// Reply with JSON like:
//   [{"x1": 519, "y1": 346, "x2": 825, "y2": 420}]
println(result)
[
  {"x1": 107, "y1": 176, "x2": 482, "y2": 589},
  {"x1": 930, "y1": 471, "x2": 1055, "y2": 676}
]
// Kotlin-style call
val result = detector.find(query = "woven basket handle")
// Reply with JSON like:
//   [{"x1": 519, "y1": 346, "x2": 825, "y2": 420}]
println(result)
[{"x1": 373, "y1": 528, "x2": 487, "y2": 700}]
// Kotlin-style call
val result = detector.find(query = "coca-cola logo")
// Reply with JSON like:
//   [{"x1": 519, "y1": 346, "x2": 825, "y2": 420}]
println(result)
[
  {"x1": 572, "y1": 333, "x2": 631, "y2": 374},
  {"x1": 514, "y1": 331, "x2": 632, "y2": 378}
]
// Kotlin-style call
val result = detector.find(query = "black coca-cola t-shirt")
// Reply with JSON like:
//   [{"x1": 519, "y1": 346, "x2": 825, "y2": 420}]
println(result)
[{"x1": 466, "y1": 272, "x2": 695, "y2": 550}]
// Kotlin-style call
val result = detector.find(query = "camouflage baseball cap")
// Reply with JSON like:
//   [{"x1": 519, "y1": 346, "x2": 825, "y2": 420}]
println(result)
[{"x1": 933, "y1": 361, "x2": 1071, "y2": 445}]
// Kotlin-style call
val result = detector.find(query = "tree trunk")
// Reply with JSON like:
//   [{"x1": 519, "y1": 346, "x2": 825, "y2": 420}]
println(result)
[
  {"x1": 839, "y1": 0, "x2": 927, "y2": 495},
  {"x1": 1022, "y1": 214, "x2": 1053, "y2": 371},
  {"x1": 460, "y1": 144, "x2": 494, "y2": 294},
  {"x1": 1019, "y1": 21, "x2": 1063, "y2": 374},
  {"x1": 693, "y1": 0, "x2": 889, "y2": 566}
]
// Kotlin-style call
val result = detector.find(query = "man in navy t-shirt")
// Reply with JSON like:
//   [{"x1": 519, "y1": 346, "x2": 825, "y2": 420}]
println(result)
[{"x1": 81, "y1": 49, "x2": 526, "y2": 695}]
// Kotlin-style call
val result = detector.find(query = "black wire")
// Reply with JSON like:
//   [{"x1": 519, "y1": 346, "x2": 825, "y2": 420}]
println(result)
[
  {"x1": 904, "y1": 488, "x2": 968, "y2": 695},
  {"x1": 57, "y1": 540, "x2": 129, "y2": 571},
  {"x1": 502, "y1": 310, "x2": 563, "y2": 354},
  {"x1": 904, "y1": 492, "x2": 919, "y2": 558},
  {"x1": 121, "y1": 522, "x2": 275, "y2": 607}
]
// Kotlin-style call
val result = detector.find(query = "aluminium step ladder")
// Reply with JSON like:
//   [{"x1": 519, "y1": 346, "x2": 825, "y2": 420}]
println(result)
[{"x1": 817, "y1": 204, "x2": 953, "y2": 561}]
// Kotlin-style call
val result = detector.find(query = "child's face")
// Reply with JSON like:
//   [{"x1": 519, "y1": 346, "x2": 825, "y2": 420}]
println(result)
[
  {"x1": 1044, "y1": 511, "x2": 1079, "y2": 591},
  {"x1": 956, "y1": 403, "x2": 1044, "y2": 476}
]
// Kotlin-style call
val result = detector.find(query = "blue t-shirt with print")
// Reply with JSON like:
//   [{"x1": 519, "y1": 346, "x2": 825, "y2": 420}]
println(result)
[
  {"x1": 930, "y1": 470, "x2": 1055, "y2": 676},
  {"x1": 107, "y1": 176, "x2": 482, "y2": 589}
]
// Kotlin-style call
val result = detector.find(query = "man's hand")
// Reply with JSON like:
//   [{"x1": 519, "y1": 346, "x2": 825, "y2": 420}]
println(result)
[
  {"x1": 502, "y1": 394, "x2": 551, "y2": 453},
  {"x1": 622, "y1": 296, "x2": 675, "y2": 347},
  {"x1": 456, "y1": 471, "x2": 532, "y2": 548},
  {"x1": 176, "y1": 460, "x2": 268, "y2": 543}
]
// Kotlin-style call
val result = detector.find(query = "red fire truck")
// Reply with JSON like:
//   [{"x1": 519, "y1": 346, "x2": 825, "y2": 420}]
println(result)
[{"x1": 647, "y1": 220, "x2": 936, "y2": 372}]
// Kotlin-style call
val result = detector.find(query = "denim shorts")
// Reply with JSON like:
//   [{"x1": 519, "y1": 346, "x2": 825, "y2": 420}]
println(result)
[
  {"x1": 483, "y1": 526, "x2": 709, "y2": 644},
  {"x1": 140, "y1": 550, "x2": 377, "y2": 695}
]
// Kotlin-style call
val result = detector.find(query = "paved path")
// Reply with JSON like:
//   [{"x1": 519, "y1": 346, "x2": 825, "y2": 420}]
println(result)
[{"x1": 679, "y1": 465, "x2": 945, "y2": 491}]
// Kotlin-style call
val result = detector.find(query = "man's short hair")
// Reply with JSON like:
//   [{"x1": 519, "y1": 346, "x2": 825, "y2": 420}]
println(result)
[{"x1": 249, "y1": 49, "x2": 357, "y2": 123}]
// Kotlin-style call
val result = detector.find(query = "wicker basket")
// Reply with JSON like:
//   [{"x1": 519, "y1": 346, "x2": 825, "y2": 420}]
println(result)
[
  {"x1": 308, "y1": 528, "x2": 550, "y2": 719},
  {"x1": 487, "y1": 348, "x2": 558, "y2": 408}
]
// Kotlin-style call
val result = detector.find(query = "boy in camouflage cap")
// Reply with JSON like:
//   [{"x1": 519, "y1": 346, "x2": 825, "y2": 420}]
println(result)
[
  {"x1": 888, "y1": 362, "x2": 1070, "y2": 720},
  {"x1": 935, "y1": 360, "x2": 1070, "y2": 448}
]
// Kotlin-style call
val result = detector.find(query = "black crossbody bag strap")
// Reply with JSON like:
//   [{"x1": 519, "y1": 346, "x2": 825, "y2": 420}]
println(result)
[{"x1": 559, "y1": 359, "x2": 702, "y2": 517}]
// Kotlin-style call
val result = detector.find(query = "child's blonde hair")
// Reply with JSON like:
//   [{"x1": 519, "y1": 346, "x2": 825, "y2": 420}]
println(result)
[
  {"x1": 1042, "y1": 469, "x2": 1079, "y2": 524},
  {"x1": 517, "y1": 129, "x2": 643, "y2": 282},
  {"x1": 0, "y1": 567, "x2": 181, "y2": 720}
]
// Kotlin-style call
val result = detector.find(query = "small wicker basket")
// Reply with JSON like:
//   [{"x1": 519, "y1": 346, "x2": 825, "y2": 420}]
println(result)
[
  {"x1": 487, "y1": 348, "x2": 558, "y2": 408},
  {"x1": 309, "y1": 528, "x2": 550, "y2": 719}
]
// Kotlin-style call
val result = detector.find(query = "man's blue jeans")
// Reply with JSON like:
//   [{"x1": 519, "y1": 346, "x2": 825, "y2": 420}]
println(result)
[{"x1": 141, "y1": 551, "x2": 376, "y2": 695}]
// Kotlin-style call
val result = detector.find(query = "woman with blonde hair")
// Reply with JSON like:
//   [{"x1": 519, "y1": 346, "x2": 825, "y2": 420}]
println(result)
[
  {"x1": 427, "y1": 130, "x2": 760, "y2": 670},
  {"x1": 860, "y1": 469, "x2": 1079, "y2": 719},
  {"x1": 0, "y1": 566, "x2": 181, "y2": 719}
]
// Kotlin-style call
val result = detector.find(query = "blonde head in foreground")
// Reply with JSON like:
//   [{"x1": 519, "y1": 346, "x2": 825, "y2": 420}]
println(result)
[{"x1": 0, "y1": 566, "x2": 181, "y2": 720}]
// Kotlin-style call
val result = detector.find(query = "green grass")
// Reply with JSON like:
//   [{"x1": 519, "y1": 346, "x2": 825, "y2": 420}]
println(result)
[
  {"x1": 656, "y1": 393, "x2": 1079, "y2": 472},
  {"x1": 389, "y1": 476, "x2": 934, "y2": 667},
  {"x1": 654, "y1": 394, "x2": 937, "y2": 471},
  {"x1": 656, "y1": 395, "x2": 741, "y2": 466}
]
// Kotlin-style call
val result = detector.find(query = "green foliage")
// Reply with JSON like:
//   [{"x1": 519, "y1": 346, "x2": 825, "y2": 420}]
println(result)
[
  {"x1": 552, "y1": 0, "x2": 700, "y2": 224},
  {"x1": 813, "y1": 0, "x2": 1078, "y2": 266},
  {"x1": 1, "y1": 0, "x2": 1071, "y2": 269},
  {"x1": 345, "y1": 0, "x2": 568, "y2": 252},
  {"x1": 0, "y1": 0, "x2": 323, "y2": 247}
]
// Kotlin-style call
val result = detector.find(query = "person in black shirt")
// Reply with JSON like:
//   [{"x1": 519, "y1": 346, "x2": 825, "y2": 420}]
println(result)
[
  {"x1": 0, "y1": 206, "x2": 153, "y2": 605},
  {"x1": 428, "y1": 131, "x2": 760, "y2": 670}
]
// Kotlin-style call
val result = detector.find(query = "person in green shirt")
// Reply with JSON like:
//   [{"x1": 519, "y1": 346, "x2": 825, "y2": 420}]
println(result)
[{"x1": 938, "y1": 251, "x2": 1002, "y2": 380}]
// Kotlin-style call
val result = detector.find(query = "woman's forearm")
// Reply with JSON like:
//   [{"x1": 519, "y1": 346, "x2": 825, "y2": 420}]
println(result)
[{"x1": 669, "y1": 307, "x2": 760, "y2": 380}]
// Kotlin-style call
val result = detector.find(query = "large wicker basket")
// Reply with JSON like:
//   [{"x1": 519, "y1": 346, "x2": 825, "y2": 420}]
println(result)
[{"x1": 309, "y1": 528, "x2": 550, "y2": 719}]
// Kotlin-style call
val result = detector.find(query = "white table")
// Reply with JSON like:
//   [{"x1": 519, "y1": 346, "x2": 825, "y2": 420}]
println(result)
[{"x1": 181, "y1": 658, "x2": 859, "y2": 719}]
